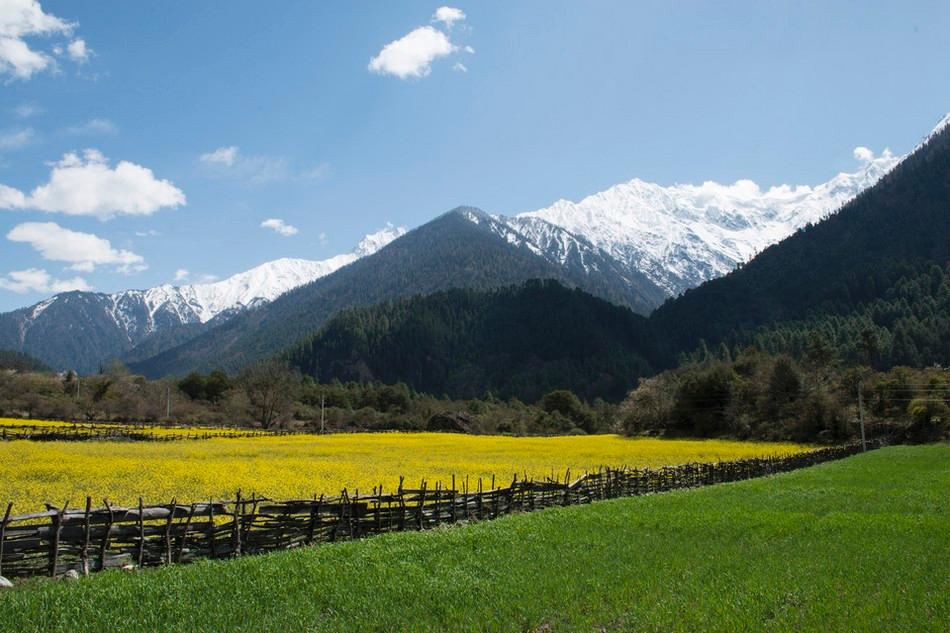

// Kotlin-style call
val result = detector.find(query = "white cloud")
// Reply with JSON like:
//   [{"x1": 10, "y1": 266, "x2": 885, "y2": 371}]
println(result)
[
  {"x1": 135, "y1": 229, "x2": 160, "y2": 237},
  {"x1": 463, "y1": 45, "x2": 475, "y2": 54},
  {"x1": 7, "y1": 221, "x2": 147, "y2": 273},
  {"x1": 174, "y1": 268, "x2": 189, "y2": 282},
  {"x1": 0, "y1": 127, "x2": 35, "y2": 150},
  {"x1": 368, "y1": 25, "x2": 456, "y2": 79},
  {"x1": 0, "y1": 0, "x2": 76, "y2": 80},
  {"x1": 200, "y1": 146, "x2": 239, "y2": 167},
  {"x1": 433, "y1": 6, "x2": 465, "y2": 28},
  {"x1": 318, "y1": 231, "x2": 328, "y2": 245},
  {"x1": 260, "y1": 218, "x2": 298, "y2": 236},
  {"x1": 0, "y1": 268, "x2": 89, "y2": 294},
  {"x1": 0, "y1": 184, "x2": 26, "y2": 207},
  {"x1": 65, "y1": 118, "x2": 117, "y2": 136},
  {"x1": 66, "y1": 37, "x2": 87, "y2": 61},
  {"x1": 452, "y1": 62, "x2": 467, "y2": 73},
  {"x1": 197, "y1": 273, "x2": 219, "y2": 283},
  {"x1": 0, "y1": 149, "x2": 185, "y2": 219},
  {"x1": 200, "y1": 145, "x2": 326, "y2": 184}
]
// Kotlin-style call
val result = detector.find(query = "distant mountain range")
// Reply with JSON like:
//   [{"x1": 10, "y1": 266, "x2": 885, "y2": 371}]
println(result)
[
  {"x1": 0, "y1": 225, "x2": 406, "y2": 373},
  {"x1": 284, "y1": 113, "x2": 950, "y2": 400},
  {"x1": 2, "y1": 112, "x2": 947, "y2": 376},
  {"x1": 516, "y1": 146, "x2": 903, "y2": 295},
  {"x1": 127, "y1": 207, "x2": 667, "y2": 377}
]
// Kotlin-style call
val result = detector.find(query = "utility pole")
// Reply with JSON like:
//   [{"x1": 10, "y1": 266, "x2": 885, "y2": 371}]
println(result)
[
  {"x1": 858, "y1": 380, "x2": 867, "y2": 452},
  {"x1": 320, "y1": 394, "x2": 325, "y2": 434},
  {"x1": 75, "y1": 373, "x2": 80, "y2": 401},
  {"x1": 166, "y1": 385, "x2": 172, "y2": 419}
]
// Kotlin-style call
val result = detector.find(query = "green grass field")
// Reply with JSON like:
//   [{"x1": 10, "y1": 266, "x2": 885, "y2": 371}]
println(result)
[{"x1": 1, "y1": 444, "x2": 947, "y2": 632}]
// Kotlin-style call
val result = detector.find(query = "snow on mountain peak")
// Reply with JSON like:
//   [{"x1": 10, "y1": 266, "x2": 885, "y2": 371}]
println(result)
[
  {"x1": 354, "y1": 223, "x2": 406, "y2": 257},
  {"x1": 107, "y1": 224, "x2": 407, "y2": 332},
  {"x1": 519, "y1": 142, "x2": 905, "y2": 295}
]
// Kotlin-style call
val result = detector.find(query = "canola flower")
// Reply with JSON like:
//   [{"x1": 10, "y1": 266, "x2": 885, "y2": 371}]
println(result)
[
  {"x1": 0, "y1": 417, "x2": 250, "y2": 437},
  {"x1": 0, "y1": 423, "x2": 809, "y2": 513}
]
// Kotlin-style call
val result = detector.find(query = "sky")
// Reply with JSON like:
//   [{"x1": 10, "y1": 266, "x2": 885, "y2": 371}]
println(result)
[{"x1": 0, "y1": 0, "x2": 949, "y2": 312}]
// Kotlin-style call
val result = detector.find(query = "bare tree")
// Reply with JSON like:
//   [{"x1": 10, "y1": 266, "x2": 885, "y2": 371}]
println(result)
[{"x1": 239, "y1": 360, "x2": 299, "y2": 428}]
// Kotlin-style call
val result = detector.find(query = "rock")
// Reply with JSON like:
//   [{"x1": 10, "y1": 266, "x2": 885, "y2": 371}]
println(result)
[
  {"x1": 426, "y1": 411, "x2": 475, "y2": 433},
  {"x1": 0, "y1": 576, "x2": 12, "y2": 589},
  {"x1": 62, "y1": 569, "x2": 81, "y2": 581}
]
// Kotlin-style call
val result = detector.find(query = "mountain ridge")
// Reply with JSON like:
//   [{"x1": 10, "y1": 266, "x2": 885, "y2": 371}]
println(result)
[{"x1": 0, "y1": 225, "x2": 406, "y2": 372}]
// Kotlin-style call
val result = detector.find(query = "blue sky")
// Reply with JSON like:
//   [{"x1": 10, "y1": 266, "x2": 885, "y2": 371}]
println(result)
[{"x1": 1, "y1": 0, "x2": 949, "y2": 311}]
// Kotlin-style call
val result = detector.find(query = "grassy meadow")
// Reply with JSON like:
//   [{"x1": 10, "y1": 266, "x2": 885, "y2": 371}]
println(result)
[
  {"x1": 1, "y1": 444, "x2": 946, "y2": 632},
  {"x1": 0, "y1": 421, "x2": 806, "y2": 511}
]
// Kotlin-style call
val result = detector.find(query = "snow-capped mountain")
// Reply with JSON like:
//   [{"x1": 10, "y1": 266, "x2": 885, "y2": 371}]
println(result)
[
  {"x1": 460, "y1": 209, "x2": 667, "y2": 312},
  {"x1": 508, "y1": 112, "x2": 950, "y2": 298},
  {"x1": 0, "y1": 225, "x2": 406, "y2": 372},
  {"x1": 113, "y1": 224, "x2": 406, "y2": 331}
]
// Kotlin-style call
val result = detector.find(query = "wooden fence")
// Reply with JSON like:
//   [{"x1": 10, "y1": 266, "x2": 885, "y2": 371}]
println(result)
[{"x1": 0, "y1": 441, "x2": 880, "y2": 580}]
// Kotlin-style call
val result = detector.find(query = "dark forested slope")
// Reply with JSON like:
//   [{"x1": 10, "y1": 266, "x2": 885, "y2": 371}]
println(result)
[
  {"x1": 285, "y1": 280, "x2": 659, "y2": 402},
  {"x1": 650, "y1": 123, "x2": 950, "y2": 364}
]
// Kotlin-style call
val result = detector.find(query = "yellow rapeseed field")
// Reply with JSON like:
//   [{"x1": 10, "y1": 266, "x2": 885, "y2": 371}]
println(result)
[{"x1": 0, "y1": 420, "x2": 810, "y2": 512}]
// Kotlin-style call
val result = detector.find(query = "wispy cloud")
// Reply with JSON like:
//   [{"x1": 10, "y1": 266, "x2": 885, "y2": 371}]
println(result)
[
  {"x1": 0, "y1": 149, "x2": 185, "y2": 219},
  {"x1": 0, "y1": 127, "x2": 35, "y2": 150},
  {"x1": 0, "y1": 268, "x2": 89, "y2": 294},
  {"x1": 260, "y1": 218, "x2": 298, "y2": 237},
  {"x1": 12, "y1": 102, "x2": 41, "y2": 118},
  {"x1": 199, "y1": 146, "x2": 327, "y2": 184},
  {"x1": 66, "y1": 37, "x2": 88, "y2": 62},
  {"x1": 7, "y1": 221, "x2": 146, "y2": 273},
  {"x1": 200, "y1": 146, "x2": 238, "y2": 167},
  {"x1": 64, "y1": 118, "x2": 117, "y2": 136}
]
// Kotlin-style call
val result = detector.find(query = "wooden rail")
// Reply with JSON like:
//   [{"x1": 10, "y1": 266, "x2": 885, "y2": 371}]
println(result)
[{"x1": 0, "y1": 441, "x2": 880, "y2": 580}]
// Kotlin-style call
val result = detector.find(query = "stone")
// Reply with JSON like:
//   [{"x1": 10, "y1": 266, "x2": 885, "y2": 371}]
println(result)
[
  {"x1": 0, "y1": 576, "x2": 13, "y2": 589},
  {"x1": 62, "y1": 569, "x2": 81, "y2": 581}
]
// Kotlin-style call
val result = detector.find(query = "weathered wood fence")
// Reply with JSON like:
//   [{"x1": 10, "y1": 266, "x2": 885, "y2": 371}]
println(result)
[{"x1": 0, "y1": 441, "x2": 880, "y2": 580}]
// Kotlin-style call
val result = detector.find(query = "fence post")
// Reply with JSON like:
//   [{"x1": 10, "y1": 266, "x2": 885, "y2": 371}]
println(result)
[
  {"x1": 98, "y1": 499, "x2": 113, "y2": 572},
  {"x1": 81, "y1": 497, "x2": 91, "y2": 575},
  {"x1": 176, "y1": 503, "x2": 195, "y2": 563},
  {"x1": 164, "y1": 499, "x2": 176, "y2": 565},
  {"x1": 417, "y1": 481, "x2": 427, "y2": 530},
  {"x1": 231, "y1": 492, "x2": 242, "y2": 558},
  {"x1": 0, "y1": 502, "x2": 11, "y2": 578},
  {"x1": 207, "y1": 500, "x2": 216, "y2": 559},
  {"x1": 137, "y1": 498, "x2": 145, "y2": 567},
  {"x1": 49, "y1": 501, "x2": 67, "y2": 578}
]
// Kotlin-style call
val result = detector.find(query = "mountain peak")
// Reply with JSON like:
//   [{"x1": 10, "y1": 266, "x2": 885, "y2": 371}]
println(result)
[{"x1": 518, "y1": 137, "x2": 907, "y2": 295}]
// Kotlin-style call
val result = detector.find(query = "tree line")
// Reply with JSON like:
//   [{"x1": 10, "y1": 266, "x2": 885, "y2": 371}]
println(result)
[{"x1": 0, "y1": 358, "x2": 618, "y2": 436}]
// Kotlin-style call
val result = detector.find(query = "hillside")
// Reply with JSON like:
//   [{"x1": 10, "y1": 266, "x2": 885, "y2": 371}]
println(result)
[
  {"x1": 285, "y1": 280, "x2": 658, "y2": 402},
  {"x1": 650, "y1": 118, "x2": 950, "y2": 364},
  {"x1": 0, "y1": 350, "x2": 49, "y2": 372},
  {"x1": 131, "y1": 208, "x2": 664, "y2": 377}
]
